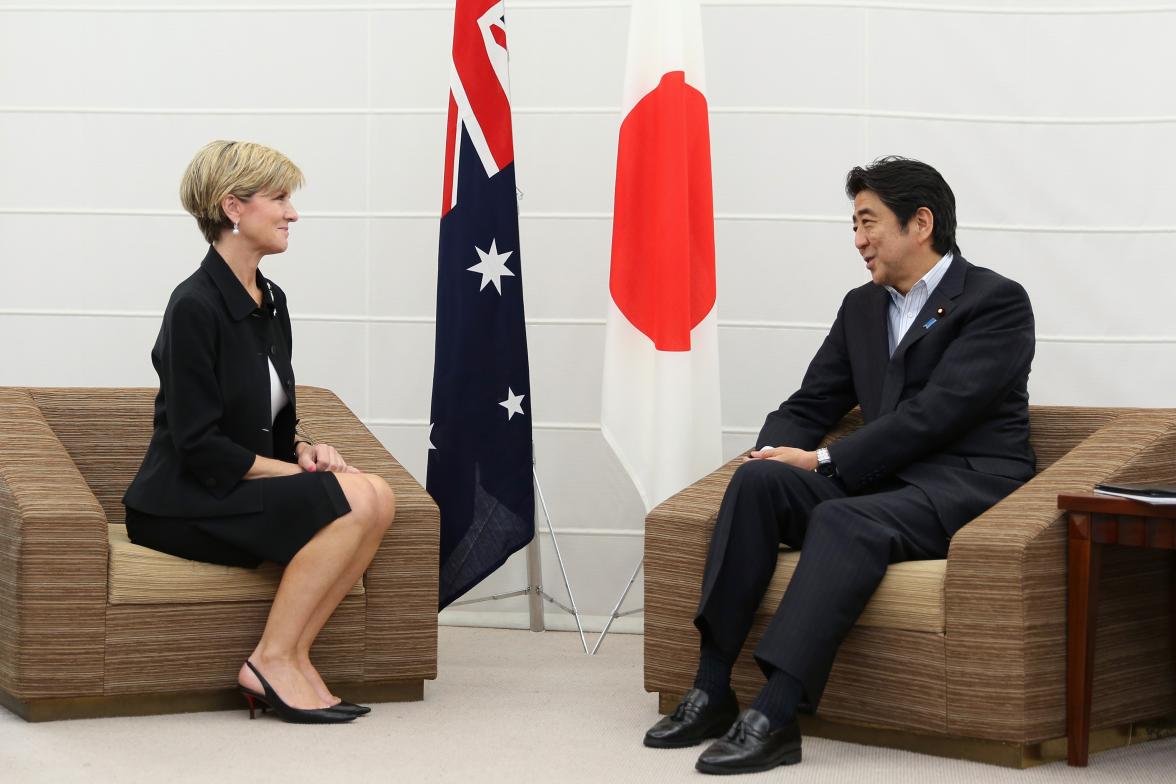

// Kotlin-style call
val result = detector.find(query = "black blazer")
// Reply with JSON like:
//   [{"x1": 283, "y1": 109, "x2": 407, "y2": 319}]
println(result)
[
  {"x1": 123, "y1": 247, "x2": 299, "y2": 518},
  {"x1": 757, "y1": 256, "x2": 1036, "y2": 536}
]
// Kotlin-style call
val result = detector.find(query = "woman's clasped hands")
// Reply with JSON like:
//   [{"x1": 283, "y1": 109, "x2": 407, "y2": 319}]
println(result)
[{"x1": 296, "y1": 442, "x2": 361, "y2": 474}]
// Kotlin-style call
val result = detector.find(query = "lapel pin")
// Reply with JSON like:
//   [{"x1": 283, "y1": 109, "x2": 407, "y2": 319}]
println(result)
[
  {"x1": 922, "y1": 317, "x2": 937, "y2": 330},
  {"x1": 935, "y1": 307, "x2": 945, "y2": 317}
]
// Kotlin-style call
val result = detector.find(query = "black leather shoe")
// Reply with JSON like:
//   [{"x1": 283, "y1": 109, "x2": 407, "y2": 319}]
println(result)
[
  {"x1": 695, "y1": 709, "x2": 801, "y2": 774},
  {"x1": 643, "y1": 687, "x2": 739, "y2": 749}
]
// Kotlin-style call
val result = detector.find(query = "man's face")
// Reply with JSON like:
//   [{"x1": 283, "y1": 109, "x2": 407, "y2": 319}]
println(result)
[{"x1": 852, "y1": 190, "x2": 921, "y2": 292}]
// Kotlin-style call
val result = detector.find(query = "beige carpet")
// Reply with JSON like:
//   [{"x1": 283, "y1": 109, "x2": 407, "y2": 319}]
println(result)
[{"x1": 1, "y1": 627, "x2": 1173, "y2": 783}]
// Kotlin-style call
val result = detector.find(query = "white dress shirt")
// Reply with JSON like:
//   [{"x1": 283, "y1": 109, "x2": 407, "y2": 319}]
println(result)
[
  {"x1": 268, "y1": 358, "x2": 289, "y2": 425},
  {"x1": 885, "y1": 251, "x2": 953, "y2": 356}
]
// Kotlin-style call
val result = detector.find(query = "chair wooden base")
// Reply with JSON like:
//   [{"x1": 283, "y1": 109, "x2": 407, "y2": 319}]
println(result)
[
  {"x1": 656, "y1": 692, "x2": 1176, "y2": 768},
  {"x1": 1, "y1": 679, "x2": 424, "y2": 722}
]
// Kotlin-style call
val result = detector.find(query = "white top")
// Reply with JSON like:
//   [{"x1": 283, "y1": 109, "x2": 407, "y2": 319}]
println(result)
[
  {"x1": 268, "y1": 357, "x2": 289, "y2": 425},
  {"x1": 885, "y1": 251, "x2": 954, "y2": 356}
]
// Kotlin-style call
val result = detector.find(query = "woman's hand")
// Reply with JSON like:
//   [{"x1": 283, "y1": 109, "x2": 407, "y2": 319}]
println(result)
[{"x1": 297, "y1": 442, "x2": 361, "y2": 474}]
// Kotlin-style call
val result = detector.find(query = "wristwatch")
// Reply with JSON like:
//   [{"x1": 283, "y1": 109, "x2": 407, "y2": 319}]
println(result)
[{"x1": 815, "y1": 447, "x2": 838, "y2": 478}]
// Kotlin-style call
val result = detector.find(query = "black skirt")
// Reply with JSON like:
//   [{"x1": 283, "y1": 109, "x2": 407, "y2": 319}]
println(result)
[{"x1": 125, "y1": 471, "x2": 351, "y2": 568}]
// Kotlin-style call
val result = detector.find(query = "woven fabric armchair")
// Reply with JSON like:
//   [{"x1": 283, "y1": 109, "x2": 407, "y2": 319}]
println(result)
[
  {"x1": 0, "y1": 386, "x2": 438, "y2": 721},
  {"x1": 645, "y1": 406, "x2": 1176, "y2": 766}
]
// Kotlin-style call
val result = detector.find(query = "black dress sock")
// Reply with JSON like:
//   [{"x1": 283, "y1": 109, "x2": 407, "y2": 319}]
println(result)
[
  {"x1": 692, "y1": 642, "x2": 733, "y2": 702},
  {"x1": 750, "y1": 668, "x2": 804, "y2": 729}
]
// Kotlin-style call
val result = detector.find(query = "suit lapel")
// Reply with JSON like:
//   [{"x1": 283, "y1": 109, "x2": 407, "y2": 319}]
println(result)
[
  {"x1": 860, "y1": 286, "x2": 891, "y2": 419},
  {"x1": 878, "y1": 256, "x2": 970, "y2": 414}
]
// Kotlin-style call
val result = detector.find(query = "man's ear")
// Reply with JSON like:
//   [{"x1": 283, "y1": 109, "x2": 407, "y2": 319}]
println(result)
[
  {"x1": 912, "y1": 206, "x2": 935, "y2": 246},
  {"x1": 220, "y1": 194, "x2": 242, "y2": 225}
]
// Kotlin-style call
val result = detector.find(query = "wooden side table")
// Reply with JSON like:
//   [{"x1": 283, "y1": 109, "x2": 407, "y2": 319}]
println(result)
[{"x1": 1058, "y1": 493, "x2": 1176, "y2": 766}]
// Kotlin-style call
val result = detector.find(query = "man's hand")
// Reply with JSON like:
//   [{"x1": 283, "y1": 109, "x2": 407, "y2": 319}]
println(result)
[
  {"x1": 745, "y1": 446, "x2": 818, "y2": 471},
  {"x1": 297, "y1": 442, "x2": 361, "y2": 474}
]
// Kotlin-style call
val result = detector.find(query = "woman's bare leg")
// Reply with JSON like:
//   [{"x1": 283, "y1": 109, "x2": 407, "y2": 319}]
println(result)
[
  {"x1": 294, "y1": 474, "x2": 396, "y2": 703},
  {"x1": 237, "y1": 476, "x2": 380, "y2": 709}
]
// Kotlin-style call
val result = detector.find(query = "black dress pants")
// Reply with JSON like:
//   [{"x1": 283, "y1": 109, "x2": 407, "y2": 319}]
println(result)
[{"x1": 693, "y1": 459, "x2": 949, "y2": 709}]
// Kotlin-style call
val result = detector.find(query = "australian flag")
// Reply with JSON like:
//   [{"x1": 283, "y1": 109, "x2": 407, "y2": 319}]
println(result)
[{"x1": 430, "y1": 0, "x2": 534, "y2": 610}]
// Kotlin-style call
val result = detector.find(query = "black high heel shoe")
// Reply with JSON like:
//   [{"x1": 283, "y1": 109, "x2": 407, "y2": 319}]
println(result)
[
  {"x1": 239, "y1": 686, "x2": 269, "y2": 719},
  {"x1": 330, "y1": 700, "x2": 371, "y2": 717},
  {"x1": 240, "y1": 660, "x2": 356, "y2": 724}
]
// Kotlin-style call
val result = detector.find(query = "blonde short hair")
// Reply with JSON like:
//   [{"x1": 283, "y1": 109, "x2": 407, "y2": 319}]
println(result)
[{"x1": 179, "y1": 140, "x2": 305, "y2": 244}]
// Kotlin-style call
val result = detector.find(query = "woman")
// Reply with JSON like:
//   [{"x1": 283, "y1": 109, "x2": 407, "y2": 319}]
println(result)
[{"x1": 123, "y1": 140, "x2": 395, "y2": 724}]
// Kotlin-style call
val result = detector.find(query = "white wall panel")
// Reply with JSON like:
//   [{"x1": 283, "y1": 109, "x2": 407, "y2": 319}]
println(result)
[
  {"x1": 719, "y1": 326, "x2": 828, "y2": 431},
  {"x1": 0, "y1": 214, "x2": 370, "y2": 316},
  {"x1": 703, "y1": 4, "x2": 865, "y2": 108},
  {"x1": 869, "y1": 6, "x2": 1176, "y2": 117},
  {"x1": 526, "y1": 323, "x2": 605, "y2": 424},
  {"x1": 0, "y1": 11, "x2": 368, "y2": 109},
  {"x1": 368, "y1": 423, "x2": 431, "y2": 485},
  {"x1": 370, "y1": 9, "x2": 453, "y2": 109},
  {"x1": 0, "y1": 114, "x2": 369, "y2": 212},
  {"x1": 518, "y1": 217, "x2": 611, "y2": 321},
  {"x1": 0, "y1": 214, "x2": 193, "y2": 311},
  {"x1": 288, "y1": 321, "x2": 370, "y2": 417},
  {"x1": 1019, "y1": 14, "x2": 1176, "y2": 117},
  {"x1": 369, "y1": 217, "x2": 441, "y2": 318},
  {"x1": 4, "y1": 1, "x2": 1176, "y2": 630},
  {"x1": 715, "y1": 220, "x2": 872, "y2": 323},
  {"x1": 509, "y1": 5, "x2": 630, "y2": 108},
  {"x1": 1030, "y1": 342, "x2": 1176, "y2": 407},
  {"x1": 864, "y1": 120, "x2": 1176, "y2": 229},
  {"x1": 865, "y1": 10, "x2": 1034, "y2": 118},
  {"x1": 263, "y1": 218, "x2": 371, "y2": 317},
  {"x1": 514, "y1": 113, "x2": 619, "y2": 214},
  {"x1": 0, "y1": 315, "x2": 159, "y2": 386},
  {"x1": 957, "y1": 230, "x2": 1174, "y2": 339},
  {"x1": 723, "y1": 432, "x2": 753, "y2": 461},
  {"x1": 368, "y1": 321, "x2": 435, "y2": 421},
  {"x1": 532, "y1": 427, "x2": 646, "y2": 534},
  {"x1": 711, "y1": 114, "x2": 865, "y2": 216},
  {"x1": 369, "y1": 115, "x2": 448, "y2": 213}
]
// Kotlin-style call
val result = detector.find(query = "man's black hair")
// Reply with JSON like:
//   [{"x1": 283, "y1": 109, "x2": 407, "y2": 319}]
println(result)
[{"x1": 846, "y1": 156, "x2": 958, "y2": 255}]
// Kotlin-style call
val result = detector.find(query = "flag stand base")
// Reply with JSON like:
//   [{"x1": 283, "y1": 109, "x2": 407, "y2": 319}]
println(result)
[
  {"x1": 590, "y1": 556, "x2": 644, "y2": 655},
  {"x1": 446, "y1": 464, "x2": 589, "y2": 654}
]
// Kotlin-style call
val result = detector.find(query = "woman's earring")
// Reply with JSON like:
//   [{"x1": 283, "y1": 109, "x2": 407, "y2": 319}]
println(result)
[{"x1": 232, "y1": 223, "x2": 239, "y2": 235}]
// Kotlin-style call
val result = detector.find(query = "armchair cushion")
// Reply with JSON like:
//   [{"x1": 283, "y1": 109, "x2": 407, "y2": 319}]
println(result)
[
  {"x1": 772, "y1": 551, "x2": 946, "y2": 634},
  {"x1": 107, "y1": 524, "x2": 364, "y2": 605}
]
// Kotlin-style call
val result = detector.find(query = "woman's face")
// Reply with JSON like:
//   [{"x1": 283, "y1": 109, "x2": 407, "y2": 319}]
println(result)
[{"x1": 235, "y1": 189, "x2": 299, "y2": 255}]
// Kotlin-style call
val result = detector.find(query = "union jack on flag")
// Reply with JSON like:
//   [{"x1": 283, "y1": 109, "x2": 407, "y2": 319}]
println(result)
[{"x1": 429, "y1": 0, "x2": 534, "y2": 610}]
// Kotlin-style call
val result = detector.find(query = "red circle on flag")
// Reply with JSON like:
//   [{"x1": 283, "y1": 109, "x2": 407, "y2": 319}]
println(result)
[{"x1": 609, "y1": 71, "x2": 717, "y2": 352}]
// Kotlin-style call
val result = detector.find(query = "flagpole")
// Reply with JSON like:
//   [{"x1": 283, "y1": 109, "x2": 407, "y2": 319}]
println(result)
[
  {"x1": 533, "y1": 466, "x2": 589, "y2": 653},
  {"x1": 525, "y1": 510, "x2": 544, "y2": 632},
  {"x1": 590, "y1": 556, "x2": 643, "y2": 655}
]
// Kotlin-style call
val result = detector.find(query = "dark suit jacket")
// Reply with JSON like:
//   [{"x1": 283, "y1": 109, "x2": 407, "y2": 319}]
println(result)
[
  {"x1": 123, "y1": 247, "x2": 299, "y2": 518},
  {"x1": 756, "y1": 256, "x2": 1035, "y2": 536}
]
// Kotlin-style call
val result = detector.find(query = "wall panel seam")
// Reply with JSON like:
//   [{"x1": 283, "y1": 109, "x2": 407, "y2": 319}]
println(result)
[
  {"x1": 0, "y1": 309, "x2": 1173, "y2": 345},
  {"x1": 4, "y1": 2, "x2": 1175, "y2": 16},
  {"x1": 0, "y1": 2, "x2": 629, "y2": 13},
  {"x1": 7, "y1": 105, "x2": 1176, "y2": 125},
  {"x1": 3, "y1": 208, "x2": 1175, "y2": 235}
]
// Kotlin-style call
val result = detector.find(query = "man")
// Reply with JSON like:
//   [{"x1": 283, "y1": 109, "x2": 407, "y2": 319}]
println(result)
[{"x1": 642, "y1": 157, "x2": 1035, "y2": 775}]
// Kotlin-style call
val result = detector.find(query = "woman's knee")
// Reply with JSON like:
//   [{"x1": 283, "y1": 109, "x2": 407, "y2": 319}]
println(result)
[
  {"x1": 363, "y1": 474, "x2": 396, "y2": 530},
  {"x1": 336, "y1": 473, "x2": 378, "y2": 527}
]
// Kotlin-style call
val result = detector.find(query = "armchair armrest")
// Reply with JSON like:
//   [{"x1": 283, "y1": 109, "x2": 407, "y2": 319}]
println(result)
[
  {"x1": 0, "y1": 388, "x2": 108, "y2": 701},
  {"x1": 293, "y1": 386, "x2": 438, "y2": 682},
  {"x1": 644, "y1": 456, "x2": 740, "y2": 693},
  {"x1": 945, "y1": 409, "x2": 1176, "y2": 742}
]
